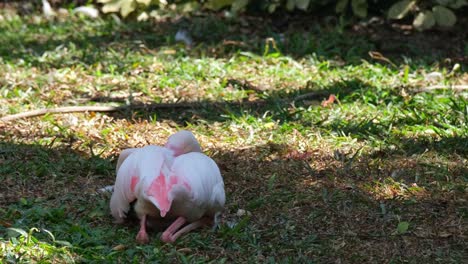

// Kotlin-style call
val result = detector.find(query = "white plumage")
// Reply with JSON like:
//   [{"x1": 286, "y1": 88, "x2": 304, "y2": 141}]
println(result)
[
  {"x1": 165, "y1": 130, "x2": 202, "y2": 156},
  {"x1": 110, "y1": 145, "x2": 173, "y2": 224},
  {"x1": 155, "y1": 152, "x2": 225, "y2": 243},
  {"x1": 110, "y1": 130, "x2": 225, "y2": 243}
]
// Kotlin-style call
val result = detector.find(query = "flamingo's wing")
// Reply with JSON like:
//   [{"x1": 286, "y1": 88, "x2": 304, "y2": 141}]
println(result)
[
  {"x1": 210, "y1": 181, "x2": 225, "y2": 211},
  {"x1": 112, "y1": 146, "x2": 175, "y2": 222},
  {"x1": 209, "y1": 181, "x2": 226, "y2": 227},
  {"x1": 116, "y1": 148, "x2": 138, "y2": 174},
  {"x1": 110, "y1": 151, "x2": 140, "y2": 223},
  {"x1": 170, "y1": 152, "x2": 225, "y2": 216}
]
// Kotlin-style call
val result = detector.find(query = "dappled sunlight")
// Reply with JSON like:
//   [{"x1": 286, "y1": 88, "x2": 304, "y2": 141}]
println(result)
[
  {"x1": 363, "y1": 177, "x2": 431, "y2": 200},
  {"x1": 1, "y1": 8, "x2": 465, "y2": 67},
  {"x1": 1, "y1": 5, "x2": 466, "y2": 262},
  {"x1": 1, "y1": 126, "x2": 466, "y2": 261},
  {"x1": 0, "y1": 228, "x2": 75, "y2": 263}
]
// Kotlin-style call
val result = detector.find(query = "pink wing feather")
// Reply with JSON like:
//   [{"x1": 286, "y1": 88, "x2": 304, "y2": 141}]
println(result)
[
  {"x1": 110, "y1": 130, "x2": 203, "y2": 223},
  {"x1": 110, "y1": 146, "x2": 173, "y2": 223},
  {"x1": 166, "y1": 152, "x2": 225, "y2": 221}
]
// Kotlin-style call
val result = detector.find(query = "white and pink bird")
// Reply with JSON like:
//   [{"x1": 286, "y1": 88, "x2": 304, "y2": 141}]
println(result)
[{"x1": 110, "y1": 130, "x2": 225, "y2": 244}]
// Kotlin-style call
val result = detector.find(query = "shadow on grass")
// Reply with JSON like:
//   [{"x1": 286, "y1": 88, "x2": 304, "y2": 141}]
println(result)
[
  {"x1": 103, "y1": 78, "x2": 365, "y2": 122},
  {"x1": 0, "y1": 138, "x2": 466, "y2": 262},
  {"x1": 0, "y1": 13, "x2": 466, "y2": 70},
  {"x1": 94, "y1": 77, "x2": 466, "y2": 158},
  {"x1": 1, "y1": 76, "x2": 464, "y2": 158},
  {"x1": 0, "y1": 141, "x2": 113, "y2": 206}
]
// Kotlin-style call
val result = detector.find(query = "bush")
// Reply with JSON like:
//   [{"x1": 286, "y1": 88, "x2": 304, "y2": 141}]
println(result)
[
  {"x1": 387, "y1": 0, "x2": 467, "y2": 30},
  {"x1": 93, "y1": 1, "x2": 467, "y2": 30}
]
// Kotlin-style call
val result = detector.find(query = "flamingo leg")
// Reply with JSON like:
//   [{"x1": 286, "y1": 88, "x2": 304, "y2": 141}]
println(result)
[
  {"x1": 161, "y1": 216, "x2": 186, "y2": 243},
  {"x1": 161, "y1": 217, "x2": 212, "y2": 243},
  {"x1": 136, "y1": 214, "x2": 150, "y2": 244}
]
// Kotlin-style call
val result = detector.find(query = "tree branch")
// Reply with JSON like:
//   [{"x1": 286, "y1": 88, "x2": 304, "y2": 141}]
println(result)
[
  {"x1": 0, "y1": 103, "x2": 190, "y2": 122},
  {"x1": 413, "y1": 85, "x2": 468, "y2": 93},
  {"x1": 0, "y1": 100, "x2": 271, "y2": 122}
]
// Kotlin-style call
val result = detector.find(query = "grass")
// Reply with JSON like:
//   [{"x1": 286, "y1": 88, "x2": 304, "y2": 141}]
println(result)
[{"x1": 1, "y1": 8, "x2": 467, "y2": 263}]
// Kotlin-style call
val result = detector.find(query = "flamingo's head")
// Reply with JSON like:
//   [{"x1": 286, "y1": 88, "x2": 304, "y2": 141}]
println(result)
[
  {"x1": 145, "y1": 172, "x2": 191, "y2": 217},
  {"x1": 165, "y1": 130, "x2": 202, "y2": 156}
]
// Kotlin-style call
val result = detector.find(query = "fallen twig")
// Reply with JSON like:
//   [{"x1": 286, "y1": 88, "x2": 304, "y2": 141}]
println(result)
[
  {"x1": 0, "y1": 103, "x2": 188, "y2": 122},
  {"x1": 0, "y1": 91, "x2": 336, "y2": 122},
  {"x1": 0, "y1": 101, "x2": 270, "y2": 122},
  {"x1": 413, "y1": 85, "x2": 468, "y2": 93},
  {"x1": 1, "y1": 106, "x2": 123, "y2": 122},
  {"x1": 314, "y1": 232, "x2": 458, "y2": 240}
]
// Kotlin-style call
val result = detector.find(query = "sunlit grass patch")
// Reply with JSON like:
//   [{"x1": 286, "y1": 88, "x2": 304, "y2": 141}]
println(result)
[
  {"x1": 0, "y1": 8, "x2": 467, "y2": 263},
  {"x1": 1, "y1": 228, "x2": 75, "y2": 263}
]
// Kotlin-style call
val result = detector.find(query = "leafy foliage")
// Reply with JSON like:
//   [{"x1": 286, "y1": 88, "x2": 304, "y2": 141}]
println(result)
[
  {"x1": 98, "y1": 0, "x2": 154, "y2": 17},
  {"x1": 92, "y1": 0, "x2": 466, "y2": 30},
  {"x1": 388, "y1": 0, "x2": 467, "y2": 31}
]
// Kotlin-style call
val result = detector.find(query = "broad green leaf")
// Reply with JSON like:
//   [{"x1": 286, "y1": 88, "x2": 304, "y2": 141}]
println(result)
[
  {"x1": 397, "y1": 221, "x2": 409, "y2": 234},
  {"x1": 295, "y1": 0, "x2": 310, "y2": 11},
  {"x1": 137, "y1": 11, "x2": 149, "y2": 21},
  {"x1": 231, "y1": 0, "x2": 249, "y2": 12},
  {"x1": 433, "y1": 5, "x2": 457, "y2": 27},
  {"x1": 101, "y1": 0, "x2": 122, "y2": 13},
  {"x1": 7, "y1": 227, "x2": 28, "y2": 238},
  {"x1": 286, "y1": 0, "x2": 296, "y2": 11},
  {"x1": 20, "y1": 197, "x2": 28, "y2": 205},
  {"x1": 136, "y1": 0, "x2": 151, "y2": 5},
  {"x1": 120, "y1": 0, "x2": 136, "y2": 17},
  {"x1": 205, "y1": 0, "x2": 235, "y2": 11},
  {"x1": 267, "y1": 174, "x2": 277, "y2": 191},
  {"x1": 388, "y1": 0, "x2": 417, "y2": 19},
  {"x1": 101, "y1": 0, "x2": 136, "y2": 16},
  {"x1": 413, "y1": 10, "x2": 436, "y2": 31},
  {"x1": 449, "y1": 0, "x2": 467, "y2": 9},
  {"x1": 435, "y1": 0, "x2": 451, "y2": 5},
  {"x1": 351, "y1": 0, "x2": 367, "y2": 18},
  {"x1": 178, "y1": 1, "x2": 201, "y2": 13},
  {"x1": 55, "y1": 240, "x2": 73, "y2": 247},
  {"x1": 268, "y1": 3, "x2": 277, "y2": 13},
  {"x1": 336, "y1": 0, "x2": 349, "y2": 13}
]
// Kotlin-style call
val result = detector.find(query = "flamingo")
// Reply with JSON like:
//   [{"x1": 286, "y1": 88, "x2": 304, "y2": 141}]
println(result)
[
  {"x1": 115, "y1": 130, "x2": 201, "y2": 174},
  {"x1": 151, "y1": 152, "x2": 225, "y2": 243},
  {"x1": 110, "y1": 130, "x2": 203, "y2": 243}
]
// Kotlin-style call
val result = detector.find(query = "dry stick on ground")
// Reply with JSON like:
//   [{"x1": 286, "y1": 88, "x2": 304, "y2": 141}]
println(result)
[
  {"x1": 0, "y1": 104, "x2": 183, "y2": 122},
  {"x1": 0, "y1": 100, "x2": 270, "y2": 122},
  {"x1": 2, "y1": 86, "x2": 466, "y2": 122},
  {"x1": 413, "y1": 85, "x2": 468, "y2": 93},
  {"x1": 0, "y1": 91, "x2": 328, "y2": 122}
]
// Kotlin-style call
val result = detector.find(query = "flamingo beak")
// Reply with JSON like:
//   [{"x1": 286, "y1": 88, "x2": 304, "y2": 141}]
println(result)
[{"x1": 160, "y1": 209, "x2": 167, "y2": 217}]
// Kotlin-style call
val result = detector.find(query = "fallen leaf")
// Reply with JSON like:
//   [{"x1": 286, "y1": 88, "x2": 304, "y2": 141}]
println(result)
[
  {"x1": 321, "y1": 94, "x2": 336, "y2": 107},
  {"x1": 396, "y1": 221, "x2": 409, "y2": 234},
  {"x1": 424, "y1": 71, "x2": 443, "y2": 82},
  {"x1": 178, "y1": 248, "x2": 192, "y2": 253},
  {"x1": 112, "y1": 244, "x2": 126, "y2": 251},
  {"x1": 163, "y1": 49, "x2": 176, "y2": 55},
  {"x1": 438, "y1": 232, "x2": 451, "y2": 238},
  {"x1": 0, "y1": 220, "x2": 12, "y2": 227},
  {"x1": 236, "y1": 209, "x2": 246, "y2": 217}
]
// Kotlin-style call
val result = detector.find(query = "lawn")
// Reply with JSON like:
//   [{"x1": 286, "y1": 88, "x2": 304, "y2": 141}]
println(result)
[{"x1": 0, "y1": 8, "x2": 467, "y2": 263}]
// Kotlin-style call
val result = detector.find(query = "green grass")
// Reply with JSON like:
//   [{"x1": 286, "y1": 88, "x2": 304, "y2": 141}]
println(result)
[{"x1": 1, "y1": 9, "x2": 467, "y2": 263}]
